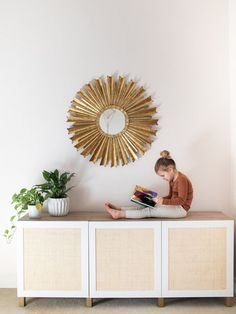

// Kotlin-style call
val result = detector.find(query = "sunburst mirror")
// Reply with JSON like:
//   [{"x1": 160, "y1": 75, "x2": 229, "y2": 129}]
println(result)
[{"x1": 67, "y1": 75, "x2": 158, "y2": 167}]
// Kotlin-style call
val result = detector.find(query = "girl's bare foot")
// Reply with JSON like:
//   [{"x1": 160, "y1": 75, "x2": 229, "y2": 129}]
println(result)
[
  {"x1": 105, "y1": 203, "x2": 125, "y2": 219},
  {"x1": 105, "y1": 202, "x2": 121, "y2": 211}
]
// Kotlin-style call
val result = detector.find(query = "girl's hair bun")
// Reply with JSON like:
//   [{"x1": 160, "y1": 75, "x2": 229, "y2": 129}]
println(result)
[
  {"x1": 155, "y1": 150, "x2": 175, "y2": 172},
  {"x1": 160, "y1": 150, "x2": 171, "y2": 159}
]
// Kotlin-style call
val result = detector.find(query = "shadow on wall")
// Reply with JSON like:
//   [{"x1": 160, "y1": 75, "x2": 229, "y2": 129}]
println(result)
[
  {"x1": 55, "y1": 156, "x2": 143, "y2": 212},
  {"x1": 187, "y1": 130, "x2": 230, "y2": 211},
  {"x1": 45, "y1": 156, "x2": 93, "y2": 212}
]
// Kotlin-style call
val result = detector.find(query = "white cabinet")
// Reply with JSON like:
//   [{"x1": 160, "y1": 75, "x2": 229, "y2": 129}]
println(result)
[
  {"x1": 17, "y1": 212, "x2": 234, "y2": 307},
  {"x1": 89, "y1": 221, "x2": 162, "y2": 298},
  {"x1": 17, "y1": 220, "x2": 89, "y2": 301},
  {"x1": 161, "y1": 220, "x2": 234, "y2": 298}
]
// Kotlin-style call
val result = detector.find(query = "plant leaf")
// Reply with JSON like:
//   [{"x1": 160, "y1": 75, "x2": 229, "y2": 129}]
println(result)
[
  {"x1": 10, "y1": 215, "x2": 16, "y2": 222},
  {"x1": 42, "y1": 170, "x2": 50, "y2": 181}
]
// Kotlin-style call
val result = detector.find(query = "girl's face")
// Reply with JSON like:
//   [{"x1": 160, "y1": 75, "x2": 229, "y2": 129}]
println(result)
[{"x1": 157, "y1": 166, "x2": 176, "y2": 182}]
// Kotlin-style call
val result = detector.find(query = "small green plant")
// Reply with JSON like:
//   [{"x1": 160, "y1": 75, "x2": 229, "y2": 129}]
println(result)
[
  {"x1": 36, "y1": 169, "x2": 75, "y2": 199},
  {"x1": 3, "y1": 187, "x2": 44, "y2": 242}
]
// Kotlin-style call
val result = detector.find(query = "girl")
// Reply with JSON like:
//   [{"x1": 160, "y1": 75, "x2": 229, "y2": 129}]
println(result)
[{"x1": 105, "y1": 150, "x2": 193, "y2": 219}]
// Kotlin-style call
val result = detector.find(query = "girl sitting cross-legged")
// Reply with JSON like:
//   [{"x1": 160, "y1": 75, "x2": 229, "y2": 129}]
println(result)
[{"x1": 105, "y1": 150, "x2": 193, "y2": 219}]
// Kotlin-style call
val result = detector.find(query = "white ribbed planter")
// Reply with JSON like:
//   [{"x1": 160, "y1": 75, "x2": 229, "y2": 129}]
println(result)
[
  {"x1": 47, "y1": 197, "x2": 70, "y2": 216},
  {"x1": 28, "y1": 205, "x2": 42, "y2": 219}
]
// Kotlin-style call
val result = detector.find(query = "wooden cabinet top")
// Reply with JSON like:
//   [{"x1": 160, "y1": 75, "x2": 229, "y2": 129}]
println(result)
[{"x1": 19, "y1": 211, "x2": 234, "y2": 222}]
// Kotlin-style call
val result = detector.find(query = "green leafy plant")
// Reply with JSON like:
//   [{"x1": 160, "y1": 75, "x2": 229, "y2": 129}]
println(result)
[
  {"x1": 36, "y1": 169, "x2": 75, "y2": 199},
  {"x1": 3, "y1": 187, "x2": 44, "y2": 242}
]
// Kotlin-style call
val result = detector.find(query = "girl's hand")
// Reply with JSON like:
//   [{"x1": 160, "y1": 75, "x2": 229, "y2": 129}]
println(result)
[{"x1": 153, "y1": 197, "x2": 163, "y2": 205}]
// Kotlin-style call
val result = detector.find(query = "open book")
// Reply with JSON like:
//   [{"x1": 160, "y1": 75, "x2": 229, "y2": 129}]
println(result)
[{"x1": 130, "y1": 185, "x2": 158, "y2": 208}]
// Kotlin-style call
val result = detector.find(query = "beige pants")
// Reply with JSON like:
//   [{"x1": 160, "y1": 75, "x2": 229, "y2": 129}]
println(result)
[{"x1": 121, "y1": 204, "x2": 187, "y2": 219}]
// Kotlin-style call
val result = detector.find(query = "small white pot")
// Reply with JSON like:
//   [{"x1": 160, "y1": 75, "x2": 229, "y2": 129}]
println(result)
[
  {"x1": 47, "y1": 197, "x2": 70, "y2": 216},
  {"x1": 28, "y1": 205, "x2": 42, "y2": 219}
]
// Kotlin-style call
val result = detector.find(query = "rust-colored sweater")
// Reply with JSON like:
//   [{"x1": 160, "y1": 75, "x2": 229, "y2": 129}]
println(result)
[{"x1": 162, "y1": 171, "x2": 193, "y2": 211}]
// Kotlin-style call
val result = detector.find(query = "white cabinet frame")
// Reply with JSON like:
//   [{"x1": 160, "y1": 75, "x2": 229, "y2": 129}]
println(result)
[
  {"x1": 17, "y1": 221, "x2": 89, "y2": 298},
  {"x1": 162, "y1": 220, "x2": 234, "y2": 298},
  {"x1": 89, "y1": 221, "x2": 162, "y2": 298}
]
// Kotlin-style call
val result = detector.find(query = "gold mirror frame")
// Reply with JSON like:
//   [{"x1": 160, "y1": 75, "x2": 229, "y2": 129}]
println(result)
[{"x1": 67, "y1": 75, "x2": 158, "y2": 167}]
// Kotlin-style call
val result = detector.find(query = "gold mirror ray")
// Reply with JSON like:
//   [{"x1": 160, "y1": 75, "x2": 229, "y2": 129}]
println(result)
[{"x1": 67, "y1": 75, "x2": 158, "y2": 167}]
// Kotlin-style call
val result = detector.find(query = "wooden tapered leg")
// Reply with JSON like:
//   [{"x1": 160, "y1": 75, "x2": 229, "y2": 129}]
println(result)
[
  {"x1": 224, "y1": 297, "x2": 233, "y2": 307},
  {"x1": 18, "y1": 297, "x2": 26, "y2": 307},
  {"x1": 157, "y1": 297, "x2": 165, "y2": 307},
  {"x1": 85, "y1": 298, "x2": 93, "y2": 307}
]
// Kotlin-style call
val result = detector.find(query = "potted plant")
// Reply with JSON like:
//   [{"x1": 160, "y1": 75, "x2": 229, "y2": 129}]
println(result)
[
  {"x1": 36, "y1": 169, "x2": 75, "y2": 216},
  {"x1": 3, "y1": 187, "x2": 44, "y2": 242}
]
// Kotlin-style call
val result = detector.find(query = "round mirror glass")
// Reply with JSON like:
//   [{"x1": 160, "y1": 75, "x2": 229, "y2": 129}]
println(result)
[{"x1": 99, "y1": 108, "x2": 126, "y2": 135}]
